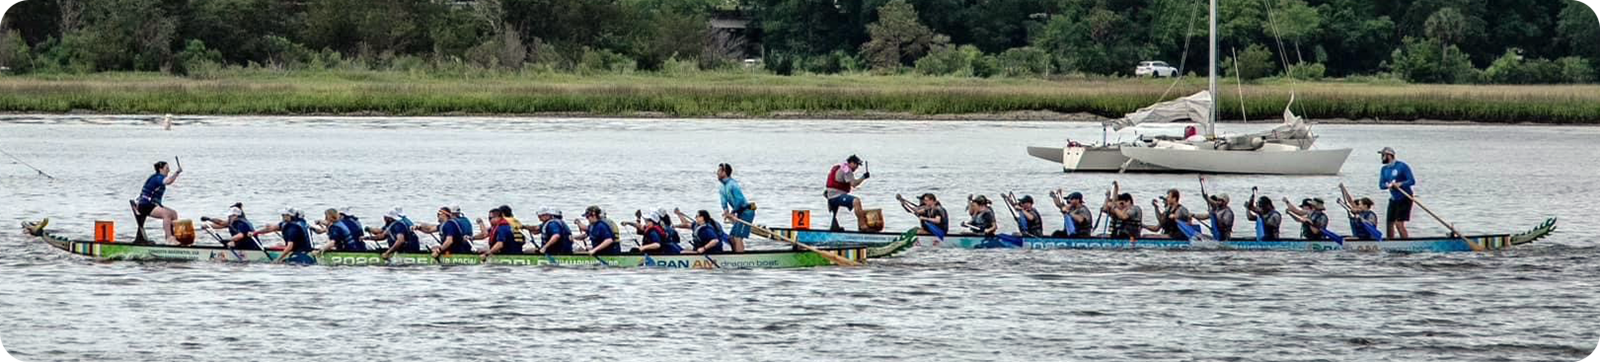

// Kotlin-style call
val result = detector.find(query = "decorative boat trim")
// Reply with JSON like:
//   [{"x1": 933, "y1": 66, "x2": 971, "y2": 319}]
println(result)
[
  {"x1": 771, "y1": 217, "x2": 1557, "y2": 253},
  {"x1": 23, "y1": 221, "x2": 865, "y2": 269}
]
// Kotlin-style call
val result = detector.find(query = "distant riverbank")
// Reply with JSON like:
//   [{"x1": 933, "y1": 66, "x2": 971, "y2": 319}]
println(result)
[{"x1": 2, "y1": 71, "x2": 1597, "y2": 123}]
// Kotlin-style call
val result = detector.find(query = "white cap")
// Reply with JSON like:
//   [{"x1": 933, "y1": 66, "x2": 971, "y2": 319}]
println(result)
[
  {"x1": 537, "y1": 207, "x2": 557, "y2": 217},
  {"x1": 385, "y1": 207, "x2": 405, "y2": 220},
  {"x1": 656, "y1": 208, "x2": 670, "y2": 220},
  {"x1": 227, "y1": 206, "x2": 244, "y2": 217},
  {"x1": 279, "y1": 207, "x2": 301, "y2": 217}
]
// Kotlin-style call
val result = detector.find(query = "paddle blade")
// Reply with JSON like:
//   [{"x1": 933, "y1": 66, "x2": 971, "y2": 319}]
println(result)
[
  {"x1": 924, "y1": 222, "x2": 947, "y2": 241},
  {"x1": 1322, "y1": 229, "x2": 1346, "y2": 245}
]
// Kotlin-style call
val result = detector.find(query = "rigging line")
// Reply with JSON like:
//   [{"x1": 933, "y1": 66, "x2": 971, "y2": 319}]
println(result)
[
  {"x1": 1233, "y1": 47, "x2": 1248, "y2": 123},
  {"x1": 0, "y1": 147, "x2": 55, "y2": 180},
  {"x1": 1159, "y1": 0, "x2": 1204, "y2": 101},
  {"x1": 1260, "y1": 0, "x2": 1302, "y2": 112}
]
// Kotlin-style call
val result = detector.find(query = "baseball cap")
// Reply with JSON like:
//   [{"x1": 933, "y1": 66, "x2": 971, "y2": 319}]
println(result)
[{"x1": 1378, "y1": 147, "x2": 1396, "y2": 155}]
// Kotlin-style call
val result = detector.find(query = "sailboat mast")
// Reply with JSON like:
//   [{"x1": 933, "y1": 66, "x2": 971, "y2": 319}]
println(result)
[{"x1": 1207, "y1": 0, "x2": 1218, "y2": 137}]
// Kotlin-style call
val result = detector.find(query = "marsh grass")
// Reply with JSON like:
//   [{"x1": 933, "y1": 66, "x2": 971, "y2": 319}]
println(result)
[{"x1": 2, "y1": 70, "x2": 1596, "y2": 122}]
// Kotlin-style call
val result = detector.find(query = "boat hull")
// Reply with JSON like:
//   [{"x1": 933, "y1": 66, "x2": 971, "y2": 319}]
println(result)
[
  {"x1": 1118, "y1": 146, "x2": 1352, "y2": 175},
  {"x1": 767, "y1": 227, "x2": 919, "y2": 258},
  {"x1": 1026, "y1": 145, "x2": 1175, "y2": 173},
  {"x1": 26, "y1": 221, "x2": 864, "y2": 269},
  {"x1": 771, "y1": 217, "x2": 1555, "y2": 253}
]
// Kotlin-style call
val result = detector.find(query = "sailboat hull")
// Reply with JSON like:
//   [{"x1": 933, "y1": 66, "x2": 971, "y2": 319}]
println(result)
[
  {"x1": 1027, "y1": 146, "x2": 1177, "y2": 173},
  {"x1": 1119, "y1": 146, "x2": 1352, "y2": 175}
]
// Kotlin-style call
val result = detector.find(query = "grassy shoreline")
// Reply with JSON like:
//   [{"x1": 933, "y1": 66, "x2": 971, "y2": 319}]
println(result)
[{"x1": 2, "y1": 71, "x2": 1597, "y2": 123}]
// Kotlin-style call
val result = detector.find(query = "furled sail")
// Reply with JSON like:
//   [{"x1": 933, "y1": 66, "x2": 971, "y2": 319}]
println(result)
[{"x1": 1104, "y1": 91, "x2": 1212, "y2": 131}]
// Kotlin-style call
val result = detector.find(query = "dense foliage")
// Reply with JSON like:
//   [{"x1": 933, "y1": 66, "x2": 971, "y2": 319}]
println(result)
[{"x1": 0, "y1": 0, "x2": 1596, "y2": 84}]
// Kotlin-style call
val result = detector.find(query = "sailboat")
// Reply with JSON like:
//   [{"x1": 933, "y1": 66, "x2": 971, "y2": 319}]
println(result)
[{"x1": 1025, "y1": 0, "x2": 1352, "y2": 175}]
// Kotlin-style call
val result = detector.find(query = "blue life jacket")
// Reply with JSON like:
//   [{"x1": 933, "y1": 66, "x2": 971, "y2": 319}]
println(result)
[
  {"x1": 389, "y1": 217, "x2": 420, "y2": 253},
  {"x1": 327, "y1": 221, "x2": 364, "y2": 252},
  {"x1": 340, "y1": 215, "x2": 365, "y2": 242},
  {"x1": 442, "y1": 218, "x2": 474, "y2": 253},
  {"x1": 692, "y1": 222, "x2": 727, "y2": 254},
  {"x1": 138, "y1": 173, "x2": 166, "y2": 206},
  {"x1": 642, "y1": 225, "x2": 681, "y2": 254},
  {"x1": 282, "y1": 219, "x2": 314, "y2": 253},
  {"x1": 541, "y1": 219, "x2": 574, "y2": 254},
  {"x1": 228, "y1": 218, "x2": 262, "y2": 250}
]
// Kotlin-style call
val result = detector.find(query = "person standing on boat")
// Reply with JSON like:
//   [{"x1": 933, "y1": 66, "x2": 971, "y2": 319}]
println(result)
[
  {"x1": 251, "y1": 208, "x2": 315, "y2": 263},
  {"x1": 132, "y1": 161, "x2": 183, "y2": 244},
  {"x1": 1146, "y1": 189, "x2": 1197, "y2": 239},
  {"x1": 676, "y1": 209, "x2": 728, "y2": 254},
  {"x1": 1246, "y1": 196, "x2": 1283, "y2": 241},
  {"x1": 1103, "y1": 192, "x2": 1143, "y2": 239},
  {"x1": 1049, "y1": 191, "x2": 1093, "y2": 238},
  {"x1": 960, "y1": 195, "x2": 998, "y2": 236},
  {"x1": 1005, "y1": 194, "x2": 1045, "y2": 237},
  {"x1": 1379, "y1": 147, "x2": 1416, "y2": 239},
  {"x1": 1283, "y1": 198, "x2": 1331, "y2": 240},
  {"x1": 312, "y1": 208, "x2": 363, "y2": 254},
  {"x1": 717, "y1": 163, "x2": 753, "y2": 253},
  {"x1": 200, "y1": 203, "x2": 261, "y2": 251},
  {"x1": 823, "y1": 155, "x2": 871, "y2": 231},
  {"x1": 534, "y1": 208, "x2": 574, "y2": 255},
  {"x1": 371, "y1": 208, "x2": 421, "y2": 260},
  {"x1": 480, "y1": 207, "x2": 525, "y2": 260},
  {"x1": 575, "y1": 206, "x2": 621, "y2": 256},
  {"x1": 1192, "y1": 194, "x2": 1235, "y2": 241}
]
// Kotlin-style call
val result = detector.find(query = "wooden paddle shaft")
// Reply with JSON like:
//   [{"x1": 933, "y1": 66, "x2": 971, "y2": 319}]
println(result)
[
  {"x1": 728, "y1": 218, "x2": 860, "y2": 267},
  {"x1": 1398, "y1": 189, "x2": 1482, "y2": 251}
]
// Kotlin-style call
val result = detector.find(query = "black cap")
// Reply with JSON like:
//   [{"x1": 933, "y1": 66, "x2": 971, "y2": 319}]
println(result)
[
  {"x1": 1066, "y1": 192, "x2": 1084, "y2": 201},
  {"x1": 846, "y1": 155, "x2": 862, "y2": 164},
  {"x1": 1019, "y1": 195, "x2": 1034, "y2": 204},
  {"x1": 497, "y1": 205, "x2": 514, "y2": 217}
]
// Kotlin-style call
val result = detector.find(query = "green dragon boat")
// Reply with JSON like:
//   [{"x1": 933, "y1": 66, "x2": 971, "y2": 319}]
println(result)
[{"x1": 23, "y1": 220, "x2": 865, "y2": 269}]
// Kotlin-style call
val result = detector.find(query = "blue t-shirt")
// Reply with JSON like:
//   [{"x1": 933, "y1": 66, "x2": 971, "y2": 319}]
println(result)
[
  {"x1": 139, "y1": 173, "x2": 166, "y2": 205},
  {"x1": 643, "y1": 226, "x2": 682, "y2": 255},
  {"x1": 588, "y1": 221, "x2": 620, "y2": 255},
  {"x1": 492, "y1": 223, "x2": 522, "y2": 254},
  {"x1": 693, "y1": 223, "x2": 726, "y2": 254},
  {"x1": 1380, "y1": 161, "x2": 1416, "y2": 201},
  {"x1": 440, "y1": 219, "x2": 473, "y2": 253},
  {"x1": 227, "y1": 218, "x2": 261, "y2": 250},
  {"x1": 542, "y1": 220, "x2": 573, "y2": 254},
  {"x1": 387, "y1": 217, "x2": 419, "y2": 253},
  {"x1": 327, "y1": 221, "x2": 364, "y2": 252},
  {"x1": 280, "y1": 220, "x2": 314, "y2": 252}
]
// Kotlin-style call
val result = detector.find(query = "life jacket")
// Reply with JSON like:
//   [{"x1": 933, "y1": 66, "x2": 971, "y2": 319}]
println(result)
[
  {"x1": 341, "y1": 215, "x2": 364, "y2": 241},
  {"x1": 692, "y1": 221, "x2": 728, "y2": 254},
  {"x1": 503, "y1": 217, "x2": 528, "y2": 246},
  {"x1": 283, "y1": 219, "x2": 314, "y2": 252},
  {"x1": 590, "y1": 219, "x2": 623, "y2": 255},
  {"x1": 389, "y1": 217, "x2": 420, "y2": 252},
  {"x1": 542, "y1": 219, "x2": 574, "y2": 254},
  {"x1": 1018, "y1": 208, "x2": 1043, "y2": 237},
  {"x1": 328, "y1": 221, "x2": 364, "y2": 252},
  {"x1": 825, "y1": 163, "x2": 853, "y2": 192},
  {"x1": 138, "y1": 173, "x2": 166, "y2": 206},
  {"x1": 444, "y1": 218, "x2": 474, "y2": 253},
  {"x1": 228, "y1": 218, "x2": 263, "y2": 250},
  {"x1": 643, "y1": 224, "x2": 681, "y2": 254},
  {"x1": 1256, "y1": 210, "x2": 1281, "y2": 241}
]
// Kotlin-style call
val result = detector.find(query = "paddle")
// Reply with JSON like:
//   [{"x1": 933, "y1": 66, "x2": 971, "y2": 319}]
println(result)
[
  {"x1": 202, "y1": 226, "x2": 247, "y2": 261},
  {"x1": 1338, "y1": 183, "x2": 1385, "y2": 241},
  {"x1": 0, "y1": 148, "x2": 56, "y2": 180},
  {"x1": 673, "y1": 208, "x2": 722, "y2": 269},
  {"x1": 1249, "y1": 187, "x2": 1266, "y2": 242},
  {"x1": 425, "y1": 232, "x2": 445, "y2": 264},
  {"x1": 1397, "y1": 189, "x2": 1484, "y2": 252},
  {"x1": 1197, "y1": 176, "x2": 1222, "y2": 239},
  {"x1": 728, "y1": 218, "x2": 861, "y2": 267},
  {"x1": 896, "y1": 194, "x2": 946, "y2": 243}
]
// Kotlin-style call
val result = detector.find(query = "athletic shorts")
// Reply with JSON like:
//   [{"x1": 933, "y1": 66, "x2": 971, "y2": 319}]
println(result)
[
  {"x1": 730, "y1": 210, "x2": 754, "y2": 239},
  {"x1": 827, "y1": 194, "x2": 857, "y2": 212},
  {"x1": 135, "y1": 201, "x2": 158, "y2": 217},
  {"x1": 1386, "y1": 198, "x2": 1413, "y2": 223}
]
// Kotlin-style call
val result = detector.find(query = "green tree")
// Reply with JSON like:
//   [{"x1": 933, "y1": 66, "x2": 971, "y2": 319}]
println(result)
[
  {"x1": 0, "y1": 30, "x2": 32, "y2": 72},
  {"x1": 1424, "y1": 7, "x2": 1468, "y2": 60},
  {"x1": 181, "y1": 0, "x2": 292, "y2": 65},
  {"x1": 1317, "y1": 0, "x2": 1395, "y2": 76},
  {"x1": 1033, "y1": 6, "x2": 1152, "y2": 75},
  {"x1": 1557, "y1": 2, "x2": 1600, "y2": 61},
  {"x1": 1389, "y1": 37, "x2": 1474, "y2": 83},
  {"x1": 1556, "y1": 56, "x2": 1594, "y2": 83},
  {"x1": 860, "y1": 0, "x2": 945, "y2": 70},
  {"x1": 1225, "y1": 43, "x2": 1276, "y2": 80},
  {"x1": 914, "y1": 44, "x2": 983, "y2": 76},
  {"x1": 992, "y1": 46, "x2": 1051, "y2": 77},
  {"x1": 1266, "y1": 0, "x2": 1322, "y2": 63}
]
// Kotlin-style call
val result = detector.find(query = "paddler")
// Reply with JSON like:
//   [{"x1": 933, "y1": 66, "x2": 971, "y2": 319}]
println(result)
[
  {"x1": 1245, "y1": 195, "x2": 1283, "y2": 241},
  {"x1": 1145, "y1": 189, "x2": 1196, "y2": 239},
  {"x1": 1048, "y1": 190, "x2": 1093, "y2": 238},
  {"x1": 1378, "y1": 147, "x2": 1416, "y2": 239},
  {"x1": 823, "y1": 155, "x2": 871, "y2": 231},
  {"x1": 896, "y1": 193, "x2": 949, "y2": 239},
  {"x1": 1004, "y1": 194, "x2": 1045, "y2": 237},
  {"x1": 1344, "y1": 197, "x2": 1381, "y2": 240},
  {"x1": 200, "y1": 203, "x2": 262, "y2": 250},
  {"x1": 250, "y1": 208, "x2": 315, "y2": 263},
  {"x1": 630, "y1": 210, "x2": 681, "y2": 254},
  {"x1": 479, "y1": 207, "x2": 525, "y2": 259},
  {"x1": 1191, "y1": 193, "x2": 1235, "y2": 241},
  {"x1": 369, "y1": 207, "x2": 421, "y2": 260},
  {"x1": 418, "y1": 206, "x2": 475, "y2": 258},
  {"x1": 675, "y1": 209, "x2": 728, "y2": 254},
  {"x1": 717, "y1": 163, "x2": 754, "y2": 252},
  {"x1": 1102, "y1": 185, "x2": 1144, "y2": 238},
  {"x1": 311, "y1": 208, "x2": 364, "y2": 253},
  {"x1": 533, "y1": 208, "x2": 573, "y2": 254},
  {"x1": 573, "y1": 206, "x2": 621, "y2": 255},
  {"x1": 132, "y1": 161, "x2": 183, "y2": 244},
  {"x1": 1282, "y1": 198, "x2": 1331, "y2": 240},
  {"x1": 960, "y1": 195, "x2": 998, "y2": 236}
]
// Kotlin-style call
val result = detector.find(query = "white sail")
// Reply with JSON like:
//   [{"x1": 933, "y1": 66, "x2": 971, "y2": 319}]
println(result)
[{"x1": 1104, "y1": 91, "x2": 1212, "y2": 131}]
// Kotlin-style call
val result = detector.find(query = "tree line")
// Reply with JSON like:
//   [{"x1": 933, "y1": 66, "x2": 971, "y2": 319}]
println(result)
[{"x1": 1, "y1": 0, "x2": 1597, "y2": 84}]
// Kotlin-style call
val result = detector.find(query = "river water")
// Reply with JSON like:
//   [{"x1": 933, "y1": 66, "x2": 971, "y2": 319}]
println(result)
[{"x1": 1, "y1": 116, "x2": 1596, "y2": 361}]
